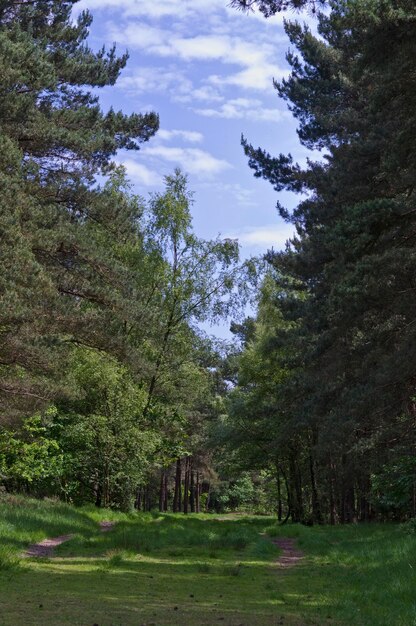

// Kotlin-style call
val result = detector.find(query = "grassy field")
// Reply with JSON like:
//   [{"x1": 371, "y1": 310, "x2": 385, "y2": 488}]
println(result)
[{"x1": 0, "y1": 496, "x2": 415, "y2": 625}]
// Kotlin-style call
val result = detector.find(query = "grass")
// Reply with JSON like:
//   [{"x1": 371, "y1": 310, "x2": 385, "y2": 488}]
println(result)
[{"x1": 0, "y1": 495, "x2": 415, "y2": 625}]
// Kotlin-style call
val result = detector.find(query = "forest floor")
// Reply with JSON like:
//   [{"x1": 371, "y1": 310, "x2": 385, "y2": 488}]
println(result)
[{"x1": 0, "y1": 496, "x2": 415, "y2": 625}]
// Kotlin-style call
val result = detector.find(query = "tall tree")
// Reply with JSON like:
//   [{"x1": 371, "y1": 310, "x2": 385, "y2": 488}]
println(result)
[
  {"x1": 231, "y1": 0, "x2": 416, "y2": 521},
  {"x1": 142, "y1": 169, "x2": 246, "y2": 413},
  {"x1": 0, "y1": 0, "x2": 158, "y2": 419}
]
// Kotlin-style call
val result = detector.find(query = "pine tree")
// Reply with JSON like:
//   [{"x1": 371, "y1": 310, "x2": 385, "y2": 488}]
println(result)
[
  {"x1": 229, "y1": 0, "x2": 325, "y2": 16},
  {"x1": 0, "y1": 0, "x2": 159, "y2": 419},
  {"x1": 233, "y1": 0, "x2": 416, "y2": 520}
]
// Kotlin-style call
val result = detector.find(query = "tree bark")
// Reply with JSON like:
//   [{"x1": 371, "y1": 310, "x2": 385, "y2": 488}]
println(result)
[
  {"x1": 278, "y1": 463, "x2": 291, "y2": 523},
  {"x1": 190, "y1": 466, "x2": 195, "y2": 513},
  {"x1": 95, "y1": 482, "x2": 102, "y2": 508},
  {"x1": 329, "y1": 458, "x2": 337, "y2": 525},
  {"x1": 275, "y1": 461, "x2": 282, "y2": 521},
  {"x1": 289, "y1": 450, "x2": 303, "y2": 522},
  {"x1": 163, "y1": 471, "x2": 168, "y2": 511},
  {"x1": 205, "y1": 481, "x2": 210, "y2": 512},
  {"x1": 309, "y1": 453, "x2": 322, "y2": 524},
  {"x1": 196, "y1": 471, "x2": 200, "y2": 513},
  {"x1": 183, "y1": 457, "x2": 190, "y2": 514},
  {"x1": 159, "y1": 470, "x2": 165, "y2": 512},
  {"x1": 135, "y1": 488, "x2": 142, "y2": 510},
  {"x1": 173, "y1": 458, "x2": 182, "y2": 512}
]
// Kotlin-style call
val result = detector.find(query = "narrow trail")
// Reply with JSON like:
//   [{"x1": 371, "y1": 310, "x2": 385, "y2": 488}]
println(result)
[
  {"x1": 273, "y1": 537, "x2": 304, "y2": 568},
  {"x1": 23, "y1": 520, "x2": 116, "y2": 558},
  {"x1": 23, "y1": 534, "x2": 74, "y2": 558}
]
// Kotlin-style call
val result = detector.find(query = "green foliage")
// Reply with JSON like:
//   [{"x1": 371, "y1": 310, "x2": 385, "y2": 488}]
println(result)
[
  {"x1": 226, "y1": 0, "x2": 416, "y2": 523},
  {"x1": 0, "y1": 0, "x2": 250, "y2": 511},
  {"x1": 53, "y1": 348, "x2": 160, "y2": 510},
  {"x1": 372, "y1": 456, "x2": 416, "y2": 517},
  {"x1": 216, "y1": 473, "x2": 256, "y2": 511},
  {"x1": 229, "y1": 0, "x2": 325, "y2": 16},
  {"x1": 401, "y1": 518, "x2": 416, "y2": 535},
  {"x1": 209, "y1": 471, "x2": 279, "y2": 514},
  {"x1": 0, "y1": 412, "x2": 62, "y2": 484},
  {"x1": 0, "y1": 0, "x2": 157, "y2": 419},
  {"x1": 0, "y1": 493, "x2": 101, "y2": 568}
]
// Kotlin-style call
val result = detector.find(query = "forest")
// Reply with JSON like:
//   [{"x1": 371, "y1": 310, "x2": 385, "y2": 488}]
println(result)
[
  {"x1": 1, "y1": 0, "x2": 416, "y2": 623},
  {"x1": 1, "y1": 0, "x2": 415, "y2": 525}
]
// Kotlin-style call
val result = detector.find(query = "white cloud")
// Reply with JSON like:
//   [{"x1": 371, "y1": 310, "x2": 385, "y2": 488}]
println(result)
[
  {"x1": 142, "y1": 146, "x2": 232, "y2": 177},
  {"x1": 110, "y1": 25, "x2": 288, "y2": 94},
  {"x1": 210, "y1": 182, "x2": 257, "y2": 207},
  {"x1": 118, "y1": 66, "x2": 193, "y2": 101},
  {"x1": 221, "y1": 183, "x2": 256, "y2": 206},
  {"x1": 188, "y1": 85, "x2": 224, "y2": 103},
  {"x1": 118, "y1": 159, "x2": 163, "y2": 187},
  {"x1": 230, "y1": 223, "x2": 295, "y2": 249},
  {"x1": 208, "y1": 63, "x2": 289, "y2": 91},
  {"x1": 198, "y1": 180, "x2": 256, "y2": 206},
  {"x1": 167, "y1": 35, "x2": 231, "y2": 61},
  {"x1": 79, "y1": 0, "x2": 288, "y2": 22},
  {"x1": 157, "y1": 129, "x2": 204, "y2": 143},
  {"x1": 114, "y1": 23, "x2": 166, "y2": 49},
  {"x1": 78, "y1": 0, "x2": 227, "y2": 19},
  {"x1": 195, "y1": 97, "x2": 290, "y2": 122}
]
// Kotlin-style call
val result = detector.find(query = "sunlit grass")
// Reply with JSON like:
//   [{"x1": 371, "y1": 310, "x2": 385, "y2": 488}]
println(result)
[{"x1": 1, "y1": 495, "x2": 416, "y2": 624}]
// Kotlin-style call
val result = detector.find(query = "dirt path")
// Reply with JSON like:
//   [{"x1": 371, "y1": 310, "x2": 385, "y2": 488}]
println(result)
[
  {"x1": 99, "y1": 520, "x2": 115, "y2": 532},
  {"x1": 23, "y1": 534, "x2": 74, "y2": 558},
  {"x1": 273, "y1": 537, "x2": 304, "y2": 568},
  {"x1": 23, "y1": 520, "x2": 116, "y2": 558}
]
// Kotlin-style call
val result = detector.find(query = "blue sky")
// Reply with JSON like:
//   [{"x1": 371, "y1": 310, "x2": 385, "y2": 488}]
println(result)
[{"x1": 76, "y1": 0, "x2": 313, "y2": 335}]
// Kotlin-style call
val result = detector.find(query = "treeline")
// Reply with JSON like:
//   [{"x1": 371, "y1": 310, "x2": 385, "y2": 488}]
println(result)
[
  {"x1": 0, "y1": 0, "x2": 253, "y2": 511},
  {"x1": 3, "y1": 0, "x2": 415, "y2": 523},
  {"x1": 223, "y1": 0, "x2": 416, "y2": 523}
]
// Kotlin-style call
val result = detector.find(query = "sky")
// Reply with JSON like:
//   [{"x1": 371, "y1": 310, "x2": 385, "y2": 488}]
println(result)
[{"x1": 75, "y1": 0, "x2": 314, "y2": 336}]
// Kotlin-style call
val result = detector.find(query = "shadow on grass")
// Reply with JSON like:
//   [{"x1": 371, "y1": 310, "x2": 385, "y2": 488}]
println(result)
[
  {"x1": 58, "y1": 514, "x2": 278, "y2": 559},
  {"x1": 0, "y1": 552, "x2": 333, "y2": 626},
  {"x1": 2, "y1": 501, "x2": 415, "y2": 626},
  {"x1": 0, "y1": 496, "x2": 99, "y2": 563}
]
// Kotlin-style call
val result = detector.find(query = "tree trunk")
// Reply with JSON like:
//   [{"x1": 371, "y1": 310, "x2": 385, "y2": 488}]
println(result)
[
  {"x1": 329, "y1": 459, "x2": 337, "y2": 525},
  {"x1": 183, "y1": 457, "x2": 190, "y2": 514},
  {"x1": 135, "y1": 488, "x2": 142, "y2": 511},
  {"x1": 196, "y1": 471, "x2": 200, "y2": 513},
  {"x1": 163, "y1": 471, "x2": 168, "y2": 511},
  {"x1": 360, "y1": 471, "x2": 372, "y2": 521},
  {"x1": 173, "y1": 458, "x2": 182, "y2": 513},
  {"x1": 289, "y1": 450, "x2": 303, "y2": 522},
  {"x1": 344, "y1": 486, "x2": 355, "y2": 523},
  {"x1": 340, "y1": 454, "x2": 355, "y2": 524},
  {"x1": 190, "y1": 467, "x2": 195, "y2": 513},
  {"x1": 309, "y1": 453, "x2": 322, "y2": 524},
  {"x1": 95, "y1": 482, "x2": 102, "y2": 508},
  {"x1": 275, "y1": 461, "x2": 282, "y2": 521},
  {"x1": 145, "y1": 485, "x2": 151, "y2": 511},
  {"x1": 277, "y1": 463, "x2": 291, "y2": 523},
  {"x1": 205, "y1": 482, "x2": 210, "y2": 512},
  {"x1": 103, "y1": 466, "x2": 110, "y2": 508},
  {"x1": 159, "y1": 470, "x2": 165, "y2": 512}
]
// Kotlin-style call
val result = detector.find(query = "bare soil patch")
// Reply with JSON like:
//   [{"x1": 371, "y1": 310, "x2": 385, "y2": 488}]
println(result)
[
  {"x1": 23, "y1": 521, "x2": 115, "y2": 558},
  {"x1": 23, "y1": 534, "x2": 73, "y2": 558},
  {"x1": 273, "y1": 537, "x2": 304, "y2": 568}
]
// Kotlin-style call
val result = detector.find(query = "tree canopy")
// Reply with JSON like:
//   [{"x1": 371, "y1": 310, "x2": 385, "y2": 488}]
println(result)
[
  {"x1": 225, "y1": 0, "x2": 416, "y2": 523},
  {"x1": 1, "y1": 0, "x2": 415, "y2": 520}
]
